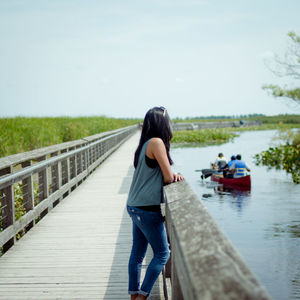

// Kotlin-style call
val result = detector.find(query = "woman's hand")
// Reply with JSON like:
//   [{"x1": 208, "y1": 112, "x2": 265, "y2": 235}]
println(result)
[{"x1": 173, "y1": 173, "x2": 184, "y2": 182}]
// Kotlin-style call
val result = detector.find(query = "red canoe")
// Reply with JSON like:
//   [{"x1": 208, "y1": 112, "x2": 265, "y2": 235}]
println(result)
[{"x1": 211, "y1": 174, "x2": 251, "y2": 188}]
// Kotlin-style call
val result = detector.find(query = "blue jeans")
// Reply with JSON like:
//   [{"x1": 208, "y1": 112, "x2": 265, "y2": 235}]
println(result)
[{"x1": 127, "y1": 206, "x2": 170, "y2": 297}]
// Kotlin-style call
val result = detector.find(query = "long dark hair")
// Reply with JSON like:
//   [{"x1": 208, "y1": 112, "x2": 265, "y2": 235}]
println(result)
[{"x1": 134, "y1": 107, "x2": 173, "y2": 168}]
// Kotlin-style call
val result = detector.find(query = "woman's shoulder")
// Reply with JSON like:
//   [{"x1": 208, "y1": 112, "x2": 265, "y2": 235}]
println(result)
[
  {"x1": 146, "y1": 138, "x2": 166, "y2": 158},
  {"x1": 148, "y1": 137, "x2": 164, "y2": 146}
]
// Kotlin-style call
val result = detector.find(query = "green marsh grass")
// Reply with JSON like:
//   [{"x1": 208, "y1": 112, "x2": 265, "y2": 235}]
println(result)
[
  {"x1": 0, "y1": 116, "x2": 138, "y2": 158},
  {"x1": 171, "y1": 129, "x2": 237, "y2": 146},
  {"x1": 170, "y1": 124, "x2": 300, "y2": 146}
]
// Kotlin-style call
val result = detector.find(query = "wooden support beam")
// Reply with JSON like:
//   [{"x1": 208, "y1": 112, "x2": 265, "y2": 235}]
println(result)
[
  {"x1": 0, "y1": 165, "x2": 15, "y2": 252},
  {"x1": 21, "y1": 161, "x2": 34, "y2": 230}
]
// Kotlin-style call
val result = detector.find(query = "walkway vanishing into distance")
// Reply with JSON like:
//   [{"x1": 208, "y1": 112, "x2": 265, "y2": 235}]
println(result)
[{"x1": 0, "y1": 132, "x2": 164, "y2": 300}]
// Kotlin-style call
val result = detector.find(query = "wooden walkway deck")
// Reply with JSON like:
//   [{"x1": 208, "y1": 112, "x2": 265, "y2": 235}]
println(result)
[{"x1": 0, "y1": 133, "x2": 164, "y2": 300}]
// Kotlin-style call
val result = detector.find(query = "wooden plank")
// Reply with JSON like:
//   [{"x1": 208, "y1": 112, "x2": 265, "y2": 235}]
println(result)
[
  {"x1": 0, "y1": 134, "x2": 128, "y2": 247},
  {"x1": 0, "y1": 169, "x2": 90, "y2": 247}
]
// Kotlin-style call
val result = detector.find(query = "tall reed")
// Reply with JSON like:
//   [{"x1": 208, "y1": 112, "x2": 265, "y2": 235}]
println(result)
[{"x1": 0, "y1": 116, "x2": 138, "y2": 158}]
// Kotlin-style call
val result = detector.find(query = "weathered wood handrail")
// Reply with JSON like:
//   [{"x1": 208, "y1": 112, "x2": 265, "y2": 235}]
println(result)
[
  {"x1": 162, "y1": 180, "x2": 272, "y2": 300},
  {"x1": 0, "y1": 125, "x2": 138, "y2": 253}
]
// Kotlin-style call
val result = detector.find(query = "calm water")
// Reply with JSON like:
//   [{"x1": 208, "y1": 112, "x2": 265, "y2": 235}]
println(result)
[{"x1": 171, "y1": 130, "x2": 300, "y2": 300}]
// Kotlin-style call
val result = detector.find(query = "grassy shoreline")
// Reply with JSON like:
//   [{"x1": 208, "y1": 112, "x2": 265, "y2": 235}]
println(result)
[
  {"x1": 0, "y1": 116, "x2": 139, "y2": 158},
  {"x1": 171, "y1": 124, "x2": 300, "y2": 146},
  {"x1": 171, "y1": 128, "x2": 238, "y2": 146},
  {"x1": 1, "y1": 116, "x2": 299, "y2": 158}
]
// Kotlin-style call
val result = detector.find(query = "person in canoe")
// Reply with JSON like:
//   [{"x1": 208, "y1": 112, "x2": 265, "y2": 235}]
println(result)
[
  {"x1": 229, "y1": 154, "x2": 250, "y2": 178},
  {"x1": 223, "y1": 155, "x2": 236, "y2": 178},
  {"x1": 212, "y1": 152, "x2": 228, "y2": 172}
]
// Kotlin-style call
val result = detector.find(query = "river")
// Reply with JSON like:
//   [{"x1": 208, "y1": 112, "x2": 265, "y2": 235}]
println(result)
[{"x1": 170, "y1": 130, "x2": 300, "y2": 300}]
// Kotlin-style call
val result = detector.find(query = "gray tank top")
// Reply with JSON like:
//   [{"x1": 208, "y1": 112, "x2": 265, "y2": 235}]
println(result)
[{"x1": 127, "y1": 140, "x2": 164, "y2": 206}]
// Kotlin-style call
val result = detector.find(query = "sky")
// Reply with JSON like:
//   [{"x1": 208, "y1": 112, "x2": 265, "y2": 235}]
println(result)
[{"x1": 0, "y1": 0, "x2": 300, "y2": 119}]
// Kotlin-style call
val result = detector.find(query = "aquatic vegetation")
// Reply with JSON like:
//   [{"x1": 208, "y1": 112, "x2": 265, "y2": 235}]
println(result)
[
  {"x1": 254, "y1": 131, "x2": 300, "y2": 184},
  {"x1": 171, "y1": 129, "x2": 237, "y2": 145}
]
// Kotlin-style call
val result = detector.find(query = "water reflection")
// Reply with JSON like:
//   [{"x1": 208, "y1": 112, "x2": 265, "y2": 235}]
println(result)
[{"x1": 201, "y1": 180, "x2": 250, "y2": 212}]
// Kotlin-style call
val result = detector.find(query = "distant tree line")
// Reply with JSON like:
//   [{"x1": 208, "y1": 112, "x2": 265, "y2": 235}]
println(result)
[
  {"x1": 173, "y1": 114, "x2": 264, "y2": 121},
  {"x1": 172, "y1": 114, "x2": 300, "y2": 122}
]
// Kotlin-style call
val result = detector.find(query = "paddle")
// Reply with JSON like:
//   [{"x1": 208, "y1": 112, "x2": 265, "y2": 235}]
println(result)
[{"x1": 195, "y1": 168, "x2": 214, "y2": 179}]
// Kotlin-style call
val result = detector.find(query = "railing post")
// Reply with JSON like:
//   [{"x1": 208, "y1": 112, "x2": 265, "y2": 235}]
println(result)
[
  {"x1": 91, "y1": 145, "x2": 94, "y2": 164},
  {"x1": 51, "y1": 152, "x2": 62, "y2": 207},
  {"x1": 84, "y1": 148, "x2": 88, "y2": 173},
  {"x1": 75, "y1": 147, "x2": 83, "y2": 186},
  {"x1": 76, "y1": 147, "x2": 82, "y2": 175},
  {"x1": 165, "y1": 257, "x2": 171, "y2": 278},
  {"x1": 69, "y1": 147, "x2": 76, "y2": 180},
  {"x1": 91, "y1": 145, "x2": 95, "y2": 163},
  {"x1": 171, "y1": 255, "x2": 184, "y2": 300},
  {"x1": 103, "y1": 140, "x2": 107, "y2": 156},
  {"x1": 66, "y1": 156, "x2": 70, "y2": 183},
  {"x1": 96, "y1": 142, "x2": 100, "y2": 160},
  {"x1": 87, "y1": 147, "x2": 91, "y2": 171},
  {"x1": 61, "y1": 149, "x2": 71, "y2": 197},
  {"x1": 22, "y1": 161, "x2": 34, "y2": 230},
  {"x1": 61, "y1": 150, "x2": 68, "y2": 186},
  {"x1": 94, "y1": 144, "x2": 97, "y2": 162},
  {"x1": 100, "y1": 140, "x2": 104, "y2": 157},
  {"x1": 0, "y1": 166, "x2": 15, "y2": 252},
  {"x1": 166, "y1": 207, "x2": 184, "y2": 300},
  {"x1": 37, "y1": 155, "x2": 49, "y2": 217},
  {"x1": 51, "y1": 152, "x2": 61, "y2": 193}
]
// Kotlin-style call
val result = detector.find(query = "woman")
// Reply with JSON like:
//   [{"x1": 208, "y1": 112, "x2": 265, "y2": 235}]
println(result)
[{"x1": 127, "y1": 106, "x2": 184, "y2": 299}]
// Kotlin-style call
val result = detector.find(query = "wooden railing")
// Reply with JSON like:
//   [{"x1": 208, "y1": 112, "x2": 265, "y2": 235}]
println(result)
[
  {"x1": 0, "y1": 125, "x2": 138, "y2": 253},
  {"x1": 162, "y1": 180, "x2": 272, "y2": 300}
]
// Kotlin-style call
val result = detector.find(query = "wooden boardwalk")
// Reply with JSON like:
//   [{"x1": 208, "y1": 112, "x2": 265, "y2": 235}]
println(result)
[{"x1": 0, "y1": 132, "x2": 164, "y2": 300}]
